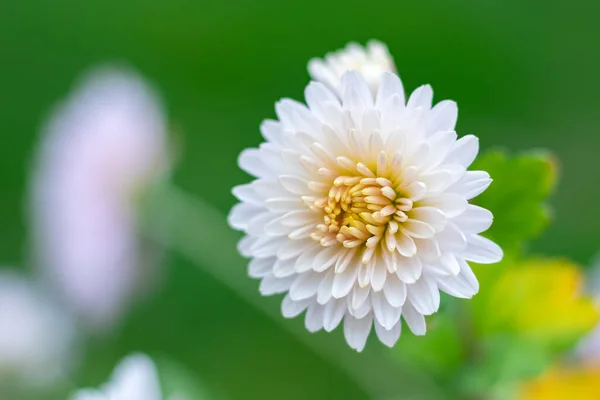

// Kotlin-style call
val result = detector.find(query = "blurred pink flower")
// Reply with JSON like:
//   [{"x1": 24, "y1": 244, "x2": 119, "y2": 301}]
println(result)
[
  {"x1": 70, "y1": 354, "x2": 164, "y2": 400},
  {"x1": 30, "y1": 66, "x2": 170, "y2": 330},
  {"x1": 0, "y1": 270, "x2": 75, "y2": 386},
  {"x1": 577, "y1": 256, "x2": 600, "y2": 364}
]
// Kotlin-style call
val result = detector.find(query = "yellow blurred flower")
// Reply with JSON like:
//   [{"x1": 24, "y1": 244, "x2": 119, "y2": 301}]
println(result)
[
  {"x1": 474, "y1": 258, "x2": 599, "y2": 344},
  {"x1": 519, "y1": 366, "x2": 600, "y2": 400}
]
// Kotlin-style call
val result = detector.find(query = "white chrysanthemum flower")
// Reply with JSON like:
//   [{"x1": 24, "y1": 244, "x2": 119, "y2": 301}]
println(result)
[
  {"x1": 30, "y1": 66, "x2": 169, "y2": 330},
  {"x1": 70, "y1": 353, "x2": 179, "y2": 400},
  {"x1": 308, "y1": 40, "x2": 395, "y2": 95},
  {"x1": 0, "y1": 270, "x2": 75, "y2": 386},
  {"x1": 229, "y1": 67, "x2": 503, "y2": 351}
]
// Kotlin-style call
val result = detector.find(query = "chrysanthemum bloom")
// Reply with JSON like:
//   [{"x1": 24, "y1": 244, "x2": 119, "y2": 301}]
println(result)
[
  {"x1": 230, "y1": 64, "x2": 503, "y2": 351},
  {"x1": 0, "y1": 270, "x2": 75, "y2": 386},
  {"x1": 30, "y1": 67, "x2": 169, "y2": 330},
  {"x1": 70, "y1": 353, "x2": 179, "y2": 400},
  {"x1": 308, "y1": 40, "x2": 395, "y2": 95}
]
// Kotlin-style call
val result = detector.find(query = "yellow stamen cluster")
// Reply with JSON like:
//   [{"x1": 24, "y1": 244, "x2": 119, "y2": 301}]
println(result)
[{"x1": 309, "y1": 160, "x2": 413, "y2": 264}]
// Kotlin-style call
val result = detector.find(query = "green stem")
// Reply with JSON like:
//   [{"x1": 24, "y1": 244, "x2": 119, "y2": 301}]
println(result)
[{"x1": 142, "y1": 184, "x2": 449, "y2": 400}]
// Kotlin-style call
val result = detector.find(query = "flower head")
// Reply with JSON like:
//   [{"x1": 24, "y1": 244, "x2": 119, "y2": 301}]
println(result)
[
  {"x1": 30, "y1": 66, "x2": 169, "y2": 330},
  {"x1": 70, "y1": 354, "x2": 172, "y2": 400},
  {"x1": 308, "y1": 40, "x2": 395, "y2": 95},
  {"x1": 230, "y1": 47, "x2": 502, "y2": 351},
  {"x1": 0, "y1": 270, "x2": 75, "y2": 385}
]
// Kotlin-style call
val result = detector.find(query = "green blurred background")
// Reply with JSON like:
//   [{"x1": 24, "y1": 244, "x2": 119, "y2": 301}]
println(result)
[{"x1": 1, "y1": 1, "x2": 599, "y2": 399}]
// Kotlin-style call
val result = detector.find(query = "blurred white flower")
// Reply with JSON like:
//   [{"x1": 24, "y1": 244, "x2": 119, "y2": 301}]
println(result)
[
  {"x1": 30, "y1": 66, "x2": 169, "y2": 330},
  {"x1": 70, "y1": 354, "x2": 172, "y2": 400},
  {"x1": 308, "y1": 40, "x2": 396, "y2": 95},
  {"x1": 576, "y1": 255, "x2": 600, "y2": 363},
  {"x1": 0, "y1": 270, "x2": 75, "y2": 386},
  {"x1": 230, "y1": 64, "x2": 502, "y2": 351}
]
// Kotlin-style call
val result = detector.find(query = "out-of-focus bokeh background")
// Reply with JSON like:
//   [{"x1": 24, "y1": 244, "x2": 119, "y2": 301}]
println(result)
[{"x1": 1, "y1": 1, "x2": 599, "y2": 399}]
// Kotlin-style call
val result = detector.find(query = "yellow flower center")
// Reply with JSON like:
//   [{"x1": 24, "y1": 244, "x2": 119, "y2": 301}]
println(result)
[{"x1": 308, "y1": 155, "x2": 413, "y2": 263}]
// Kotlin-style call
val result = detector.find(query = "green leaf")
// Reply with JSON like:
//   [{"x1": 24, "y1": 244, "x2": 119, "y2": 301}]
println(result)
[
  {"x1": 471, "y1": 150, "x2": 557, "y2": 254},
  {"x1": 456, "y1": 335, "x2": 553, "y2": 400},
  {"x1": 393, "y1": 305, "x2": 465, "y2": 381}
]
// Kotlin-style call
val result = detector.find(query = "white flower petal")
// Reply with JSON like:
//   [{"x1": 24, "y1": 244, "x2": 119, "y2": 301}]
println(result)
[
  {"x1": 343, "y1": 313, "x2": 373, "y2": 352},
  {"x1": 251, "y1": 235, "x2": 288, "y2": 258},
  {"x1": 420, "y1": 193, "x2": 467, "y2": 218},
  {"x1": 305, "y1": 303, "x2": 325, "y2": 332},
  {"x1": 228, "y1": 203, "x2": 262, "y2": 230},
  {"x1": 332, "y1": 266, "x2": 358, "y2": 299},
  {"x1": 259, "y1": 274, "x2": 295, "y2": 296},
  {"x1": 237, "y1": 236, "x2": 256, "y2": 258},
  {"x1": 423, "y1": 130, "x2": 457, "y2": 169},
  {"x1": 289, "y1": 271, "x2": 322, "y2": 301},
  {"x1": 351, "y1": 284, "x2": 371, "y2": 310},
  {"x1": 272, "y1": 257, "x2": 297, "y2": 278},
  {"x1": 341, "y1": 71, "x2": 374, "y2": 121},
  {"x1": 246, "y1": 212, "x2": 278, "y2": 236},
  {"x1": 370, "y1": 262, "x2": 387, "y2": 292},
  {"x1": 395, "y1": 232, "x2": 417, "y2": 257},
  {"x1": 419, "y1": 169, "x2": 454, "y2": 194},
  {"x1": 445, "y1": 134, "x2": 479, "y2": 168},
  {"x1": 376, "y1": 72, "x2": 405, "y2": 108},
  {"x1": 453, "y1": 205, "x2": 493, "y2": 234},
  {"x1": 436, "y1": 222, "x2": 468, "y2": 252},
  {"x1": 248, "y1": 257, "x2": 275, "y2": 278},
  {"x1": 457, "y1": 257, "x2": 480, "y2": 292},
  {"x1": 402, "y1": 302, "x2": 426, "y2": 336},
  {"x1": 428, "y1": 100, "x2": 457, "y2": 134},
  {"x1": 238, "y1": 148, "x2": 272, "y2": 178},
  {"x1": 374, "y1": 319, "x2": 401, "y2": 348},
  {"x1": 312, "y1": 246, "x2": 340, "y2": 272},
  {"x1": 409, "y1": 207, "x2": 447, "y2": 232},
  {"x1": 407, "y1": 85, "x2": 433, "y2": 110},
  {"x1": 372, "y1": 291, "x2": 402, "y2": 330},
  {"x1": 278, "y1": 175, "x2": 310, "y2": 195},
  {"x1": 406, "y1": 277, "x2": 440, "y2": 315},
  {"x1": 277, "y1": 239, "x2": 315, "y2": 260},
  {"x1": 383, "y1": 273, "x2": 407, "y2": 307},
  {"x1": 381, "y1": 95, "x2": 406, "y2": 134},
  {"x1": 463, "y1": 235, "x2": 503, "y2": 264},
  {"x1": 450, "y1": 171, "x2": 492, "y2": 199},
  {"x1": 260, "y1": 119, "x2": 285, "y2": 146},
  {"x1": 436, "y1": 253, "x2": 461, "y2": 276},
  {"x1": 396, "y1": 255, "x2": 422, "y2": 284},
  {"x1": 294, "y1": 246, "x2": 322, "y2": 273},
  {"x1": 414, "y1": 238, "x2": 442, "y2": 263},
  {"x1": 317, "y1": 269, "x2": 335, "y2": 305},
  {"x1": 435, "y1": 259, "x2": 479, "y2": 299},
  {"x1": 305, "y1": 82, "x2": 341, "y2": 123},
  {"x1": 264, "y1": 197, "x2": 303, "y2": 212},
  {"x1": 350, "y1": 296, "x2": 372, "y2": 319},
  {"x1": 323, "y1": 298, "x2": 346, "y2": 332},
  {"x1": 401, "y1": 220, "x2": 435, "y2": 239},
  {"x1": 404, "y1": 181, "x2": 428, "y2": 202},
  {"x1": 281, "y1": 295, "x2": 312, "y2": 318},
  {"x1": 232, "y1": 183, "x2": 263, "y2": 205}
]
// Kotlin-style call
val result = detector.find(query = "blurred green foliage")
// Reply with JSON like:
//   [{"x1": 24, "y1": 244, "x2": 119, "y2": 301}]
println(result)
[{"x1": 472, "y1": 150, "x2": 557, "y2": 255}]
